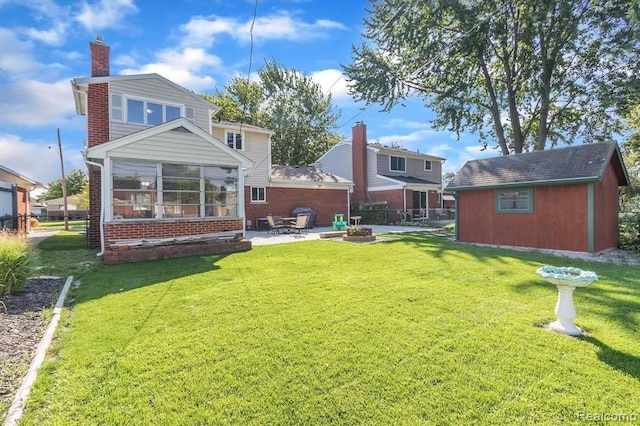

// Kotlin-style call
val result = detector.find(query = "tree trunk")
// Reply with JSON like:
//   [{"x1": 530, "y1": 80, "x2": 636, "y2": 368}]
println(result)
[{"x1": 480, "y1": 57, "x2": 510, "y2": 155}]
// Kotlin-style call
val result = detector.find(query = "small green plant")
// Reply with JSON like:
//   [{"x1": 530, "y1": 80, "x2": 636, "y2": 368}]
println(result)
[{"x1": 0, "y1": 230, "x2": 32, "y2": 295}]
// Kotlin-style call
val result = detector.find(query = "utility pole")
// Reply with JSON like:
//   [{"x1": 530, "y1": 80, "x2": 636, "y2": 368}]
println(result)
[{"x1": 57, "y1": 128, "x2": 69, "y2": 231}]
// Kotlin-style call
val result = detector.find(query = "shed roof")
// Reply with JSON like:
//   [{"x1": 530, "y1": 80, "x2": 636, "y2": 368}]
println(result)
[
  {"x1": 270, "y1": 165, "x2": 352, "y2": 189},
  {"x1": 447, "y1": 142, "x2": 629, "y2": 190}
]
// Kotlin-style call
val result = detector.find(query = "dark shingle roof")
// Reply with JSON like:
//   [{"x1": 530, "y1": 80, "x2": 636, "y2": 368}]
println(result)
[
  {"x1": 447, "y1": 142, "x2": 628, "y2": 190},
  {"x1": 381, "y1": 175, "x2": 440, "y2": 185}
]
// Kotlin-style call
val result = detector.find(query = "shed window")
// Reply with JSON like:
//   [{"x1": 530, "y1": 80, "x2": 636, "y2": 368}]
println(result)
[{"x1": 496, "y1": 189, "x2": 533, "y2": 213}]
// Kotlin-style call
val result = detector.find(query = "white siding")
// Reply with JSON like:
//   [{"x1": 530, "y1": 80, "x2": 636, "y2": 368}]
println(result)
[
  {"x1": 367, "y1": 149, "x2": 392, "y2": 188},
  {"x1": 316, "y1": 143, "x2": 353, "y2": 181},
  {"x1": 108, "y1": 129, "x2": 240, "y2": 166},
  {"x1": 212, "y1": 127, "x2": 270, "y2": 186},
  {"x1": 110, "y1": 78, "x2": 211, "y2": 140}
]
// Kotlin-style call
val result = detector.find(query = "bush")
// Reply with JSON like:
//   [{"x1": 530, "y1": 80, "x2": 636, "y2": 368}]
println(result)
[
  {"x1": 30, "y1": 217, "x2": 39, "y2": 228},
  {"x1": 0, "y1": 230, "x2": 32, "y2": 295},
  {"x1": 619, "y1": 211, "x2": 640, "y2": 252}
]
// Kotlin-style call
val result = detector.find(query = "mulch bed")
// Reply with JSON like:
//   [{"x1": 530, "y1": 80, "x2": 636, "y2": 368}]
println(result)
[{"x1": 0, "y1": 277, "x2": 64, "y2": 411}]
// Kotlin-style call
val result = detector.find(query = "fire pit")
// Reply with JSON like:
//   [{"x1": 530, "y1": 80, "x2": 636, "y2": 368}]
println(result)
[{"x1": 535, "y1": 265, "x2": 598, "y2": 336}]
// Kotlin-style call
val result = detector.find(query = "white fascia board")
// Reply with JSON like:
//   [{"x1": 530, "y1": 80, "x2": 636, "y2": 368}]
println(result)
[{"x1": 368, "y1": 184, "x2": 404, "y2": 192}]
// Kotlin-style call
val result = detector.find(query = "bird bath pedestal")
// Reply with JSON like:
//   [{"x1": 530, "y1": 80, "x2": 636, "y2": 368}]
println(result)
[{"x1": 536, "y1": 265, "x2": 598, "y2": 337}]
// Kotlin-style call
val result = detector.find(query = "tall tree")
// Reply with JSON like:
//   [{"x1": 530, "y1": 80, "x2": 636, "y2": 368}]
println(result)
[
  {"x1": 202, "y1": 61, "x2": 342, "y2": 165},
  {"x1": 44, "y1": 169, "x2": 88, "y2": 200},
  {"x1": 202, "y1": 77, "x2": 265, "y2": 125},
  {"x1": 343, "y1": 0, "x2": 640, "y2": 154}
]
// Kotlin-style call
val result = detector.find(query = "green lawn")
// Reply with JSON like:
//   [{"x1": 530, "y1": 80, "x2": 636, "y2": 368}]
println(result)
[{"x1": 20, "y1": 233, "x2": 640, "y2": 424}]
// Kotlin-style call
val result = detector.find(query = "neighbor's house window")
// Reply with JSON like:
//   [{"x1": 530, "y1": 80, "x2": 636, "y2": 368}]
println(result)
[
  {"x1": 496, "y1": 189, "x2": 533, "y2": 213},
  {"x1": 111, "y1": 159, "x2": 238, "y2": 220},
  {"x1": 251, "y1": 186, "x2": 266, "y2": 202},
  {"x1": 111, "y1": 94, "x2": 194, "y2": 125},
  {"x1": 390, "y1": 155, "x2": 406, "y2": 172},
  {"x1": 226, "y1": 131, "x2": 243, "y2": 150},
  {"x1": 424, "y1": 160, "x2": 432, "y2": 171}
]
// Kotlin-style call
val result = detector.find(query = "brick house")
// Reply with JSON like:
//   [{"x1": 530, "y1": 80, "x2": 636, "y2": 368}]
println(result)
[
  {"x1": 316, "y1": 122, "x2": 446, "y2": 223},
  {"x1": 72, "y1": 37, "x2": 351, "y2": 262},
  {"x1": 446, "y1": 142, "x2": 630, "y2": 253},
  {"x1": 0, "y1": 165, "x2": 39, "y2": 233}
]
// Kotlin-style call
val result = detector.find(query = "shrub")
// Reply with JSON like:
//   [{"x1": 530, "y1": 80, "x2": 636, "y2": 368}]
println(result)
[
  {"x1": 30, "y1": 217, "x2": 39, "y2": 228},
  {"x1": 619, "y1": 211, "x2": 640, "y2": 252},
  {"x1": 0, "y1": 230, "x2": 32, "y2": 295}
]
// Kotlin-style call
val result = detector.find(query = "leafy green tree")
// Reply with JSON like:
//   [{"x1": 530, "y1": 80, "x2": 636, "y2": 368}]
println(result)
[
  {"x1": 621, "y1": 105, "x2": 640, "y2": 211},
  {"x1": 202, "y1": 61, "x2": 342, "y2": 165},
  {"x1": 260, "y1": 60, "x2": 342, "y2": 165},
  {"x1": 202, "y1": 77, "x2": 265, "y2": 125},
  {"x1": 344, "y1": 0, "x2": 640, "y2": 154},
  {"x1": 44, "y1": 169, "x2": 88, "y2": 200}
]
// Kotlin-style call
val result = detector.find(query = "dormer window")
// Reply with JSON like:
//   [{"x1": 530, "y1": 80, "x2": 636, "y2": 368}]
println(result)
[{"x1": 111, "y1": 94, "x2": 194, "y2": 125}]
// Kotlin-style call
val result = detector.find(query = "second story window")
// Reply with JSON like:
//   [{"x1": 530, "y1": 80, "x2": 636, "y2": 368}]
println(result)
[
  {"x1": 424, "y1": 160, "x2": 432, "y2": 171},
  {"x1": 226, "y1": 131, "x2": 243, "y2": 150},
  {"x1": 112, "y1": 94, "x2": 194, "y2": 126},
  {"x1": 390, "y1": 156, "x2": 406, "y2": 172}
]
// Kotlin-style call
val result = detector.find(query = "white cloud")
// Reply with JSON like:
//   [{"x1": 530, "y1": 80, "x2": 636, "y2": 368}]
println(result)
[
  {"x1": 4, "y1": 0, "x2": 73, "y2": 46},
  {"x1": 120, "y1": 48, "x2": 222, "y2": 91},
  {"x1": 0, "y1": 133, "x2": 85, "y2": 184},
  {"x1": 311, "y1": 69, "x2": 352, "y2": 103},
  {"x1": 23, "y1": 22, "x2": 68, "y2": 46},
  {"x1": 180, "y1": 11, "x2": 347, "y2": 47},
  {"x1": 0, "y1": 79, "x2": 77, "y2": 127},
  {"x1": 76, "y1": 0, "x2": 138, "y2": 32}
]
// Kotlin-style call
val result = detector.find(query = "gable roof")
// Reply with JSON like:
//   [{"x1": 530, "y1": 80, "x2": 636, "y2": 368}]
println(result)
[
  {"x1": 270, "y1": 165, "x2": 352, "y2": 189},
  {"x1": 447, "y1": 142, "x2": 629, "y2": 190},
  {"x1": 85, "y1": 118, "x2": 253, "y2": 169},
  {"x1": 71, "y1": 73, "x2": 219, "y2": 116}
]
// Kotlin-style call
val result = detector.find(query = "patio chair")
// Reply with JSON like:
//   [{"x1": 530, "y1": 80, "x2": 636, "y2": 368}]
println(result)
[
  {"x1": 266, "y1": 214, "x2": 284, "y2": 235},
  {"x1": 290, "y1": 213, "x2": 310, "y2": 234}
]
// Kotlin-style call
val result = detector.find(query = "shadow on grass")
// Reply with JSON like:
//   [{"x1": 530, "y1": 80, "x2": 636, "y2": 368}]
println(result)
[
  {"x1": 72, "y1": 253, "x2": 230, "y2": 304},
  {"x1": 581, "y1": 336, "x2": 640, "y2": 381},
  {"x1": 36, "y1": 232, "x2": 87, "y2": 251}
]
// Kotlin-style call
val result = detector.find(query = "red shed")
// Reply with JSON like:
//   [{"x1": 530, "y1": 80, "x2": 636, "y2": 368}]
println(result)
[{"x1": 446, "y1": 143, "x2": 630, "y2": 253}]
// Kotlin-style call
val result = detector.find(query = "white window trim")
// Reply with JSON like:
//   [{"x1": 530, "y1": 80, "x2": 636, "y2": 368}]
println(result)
[
  {"x1": 111, "y1": 93, "x2": 191, "y2": 126},
  {"x1": 424, "y1": 160, "x2": 432, "y2": 171},
  {"x1": 389, "y1": 155, "x2": 406, "y2": 172},
  {"x1": 250, "y1": 186, "x2": 266, "y2": 203},
  {"x1": 225, "y1": 130, "x2": 244, "y2": 150}
]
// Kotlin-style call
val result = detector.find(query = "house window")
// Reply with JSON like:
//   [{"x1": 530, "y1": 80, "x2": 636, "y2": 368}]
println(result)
[
  {"x1": 496, "y1": 189, "x2": 533, "y2": 213},
  {"x1": 111, "y1": 160, "x2": 238, "y2": 220},
  {"x1": 226, "y1": 131, "x2": 243, "y2": 150},
  {"x1": 251, "y1": 187, "x2": 266, "y2": 202},
  {"x1": 112, "y1": 94, "x2": 190, "y2": 126},
  {"x1": 424, "y1": 160, "x2": 432, "y2": 171},
  {"x1": 390, "y1": 156, "x2": 406, "y2": 172}
]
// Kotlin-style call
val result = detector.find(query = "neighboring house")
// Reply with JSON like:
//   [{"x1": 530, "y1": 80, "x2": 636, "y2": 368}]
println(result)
[
  {"x1": 41, "y1": 195, "x2": 88, "y2": 220},
  {"x1": 210, "y1": 121, "x2": 352, "y2": 228},
  {"x1": 0, "y1": 165, "x2": 39, "y2": 233},
  {"x1": 72, "y1": 37, "x2": 351, "y2": 262},
  {"x1": 316, "y1": 122, "x2": 446, "y2": 222},
  {"x1": 446, "y1": 142, "x2": 630, "y2": 253}
]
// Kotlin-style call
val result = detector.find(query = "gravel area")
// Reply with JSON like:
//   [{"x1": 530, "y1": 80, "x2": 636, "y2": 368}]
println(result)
[{"x1": 0, "y1": 277, "x2": 64, "y2": 413}]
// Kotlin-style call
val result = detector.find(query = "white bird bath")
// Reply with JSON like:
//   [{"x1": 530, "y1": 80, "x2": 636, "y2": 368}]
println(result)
[{"x1": 536, "y1": 265, "x2": 598, "y2": 336}]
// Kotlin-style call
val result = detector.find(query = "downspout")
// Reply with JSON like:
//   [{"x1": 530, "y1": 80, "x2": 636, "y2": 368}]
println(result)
[
  {"x1": 347, "y1": 184, "x2": 352, "y2": 224},
  {"x1": 83, "y1": 157, "x2": 105, "y2": 256}
]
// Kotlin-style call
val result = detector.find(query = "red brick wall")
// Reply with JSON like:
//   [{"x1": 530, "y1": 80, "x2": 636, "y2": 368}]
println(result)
[
  {"x1": 245, "y1": 186, "x2": 349, "y2": 227},
  {"x1": 457, "y1": 185, "x2": 590, "y2": 252},
  {"x1": 369, "y1": 189, "x2": 404, "y2": 222},
  {"x1": 594, "y1": 161, "x2": 621, "y2": 251},
  {"x1": 104, "y1": 240, "x2": 251, "y2": 264},
  {"x1": 104, "y1": 219, "x2": 243, "y2": 245}
]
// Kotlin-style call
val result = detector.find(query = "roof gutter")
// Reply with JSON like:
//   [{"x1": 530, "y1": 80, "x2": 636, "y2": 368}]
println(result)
[{"x1": 447, "y1": 175, "x2": 601, "y2": 191}]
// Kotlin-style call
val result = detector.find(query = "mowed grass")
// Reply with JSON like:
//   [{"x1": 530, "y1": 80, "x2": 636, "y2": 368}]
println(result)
[
  {"x1": 32, "y1": 231, "x2": 98, "y2": 278},
  {"x1": 21, "y1": 233, "x2": 640, "y2": 424}
]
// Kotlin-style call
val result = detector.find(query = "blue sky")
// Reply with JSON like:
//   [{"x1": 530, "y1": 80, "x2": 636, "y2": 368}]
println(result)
[{"x1": 0, "y1": 0, "x2": 493, "y2": 186}]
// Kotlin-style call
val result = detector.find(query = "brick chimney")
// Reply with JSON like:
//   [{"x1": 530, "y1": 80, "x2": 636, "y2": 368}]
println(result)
[
  {"x1": 86, "y1": 36, "x2": 110, "y2": 249},
  {"x1": 90, "y1": 36, "x2": 110, "y2": 77},
  {"x1": 352, "y1": 121, "x2": 368, "y2": 202}
]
